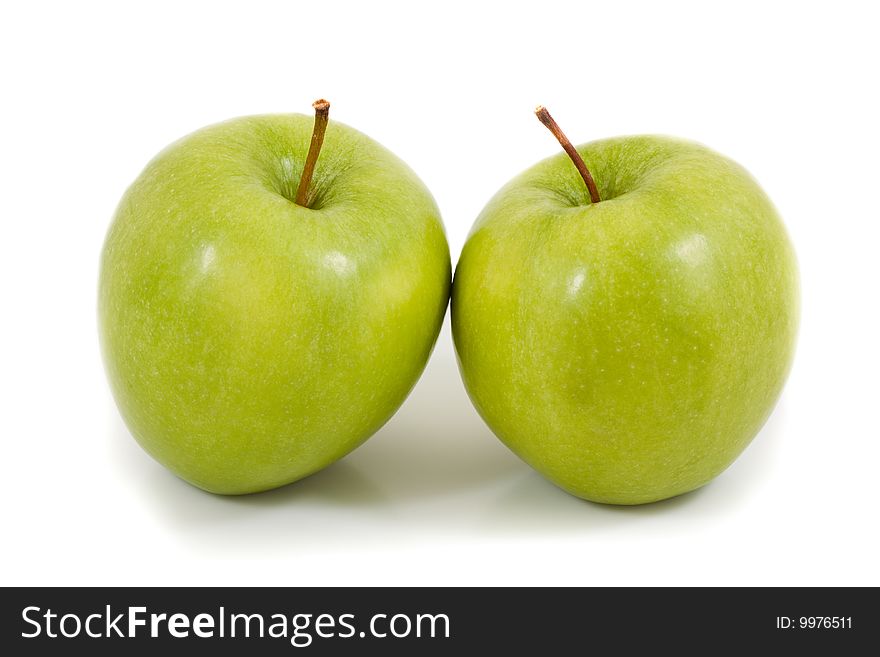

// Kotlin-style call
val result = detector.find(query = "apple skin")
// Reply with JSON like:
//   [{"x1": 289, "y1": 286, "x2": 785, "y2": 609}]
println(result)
[
  {"x1": 452, "y1": 136, "x2": 798, "y2": 505},
  {"x1": 99, "y1": 114, "x2": 450, "y2": 494}
]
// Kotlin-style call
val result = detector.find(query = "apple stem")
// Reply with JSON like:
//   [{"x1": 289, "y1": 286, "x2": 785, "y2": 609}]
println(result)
[
  {"x1": 535, "y1": 106, "x2": 601, "y2": 204},
  {"x1": 294, "y1": 99, "x2": 331, "y2": 207}
]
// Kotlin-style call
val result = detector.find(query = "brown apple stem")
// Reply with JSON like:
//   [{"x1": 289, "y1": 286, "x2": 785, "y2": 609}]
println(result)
[
  {"x1": 294, "y1": 99, "x2": 331, "y2": 207},
  {"x1": 535, "y1": 105, "x2": 601, "y2": 204}
]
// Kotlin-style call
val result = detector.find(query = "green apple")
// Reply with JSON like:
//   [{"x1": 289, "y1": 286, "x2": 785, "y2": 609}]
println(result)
[
  {"x1": 452, "y1": 107, "x2": 798, "y2": 505},
  {"x1": 99, "y1": 102, "x2": 450, "y2": 494}
]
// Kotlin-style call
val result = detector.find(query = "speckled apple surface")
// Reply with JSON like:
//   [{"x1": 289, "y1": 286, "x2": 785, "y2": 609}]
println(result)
[
  {"x1": 99, "y1": 114, "x2": 451, "y2": 494},
  {"x1": 452, "y1": 136, "x2": 799, "y2": 505}
]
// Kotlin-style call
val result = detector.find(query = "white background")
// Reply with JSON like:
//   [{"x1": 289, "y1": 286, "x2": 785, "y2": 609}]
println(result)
[{"x1": 1, "y1": 0, "x2": 878, "y2": 586}]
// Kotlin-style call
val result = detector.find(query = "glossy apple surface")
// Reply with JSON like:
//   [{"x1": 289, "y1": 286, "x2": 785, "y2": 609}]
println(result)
[
  {"x1": 99, "y1": 114, "x2": 450, "y2": 494},
  {"x1": 452, "y1": 136, "x2": 798, "y2": 504}
]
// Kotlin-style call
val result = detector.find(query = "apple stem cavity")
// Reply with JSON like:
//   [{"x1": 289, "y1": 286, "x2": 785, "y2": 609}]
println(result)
[
  {"x1": 535, "y1": 105, "x2": 601, "y2": 204},
  {"x1": 294, "y1": 99, "x2": 331, "y2": 207}
]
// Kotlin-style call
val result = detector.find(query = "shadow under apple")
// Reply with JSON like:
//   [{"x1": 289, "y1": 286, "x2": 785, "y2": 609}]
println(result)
[
  {"x1": 106, "y1": 320, "x2": 788, "y2": 549},
  {"x1": 482, "y1": 397, "x2": 788, "y2": 533}
]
